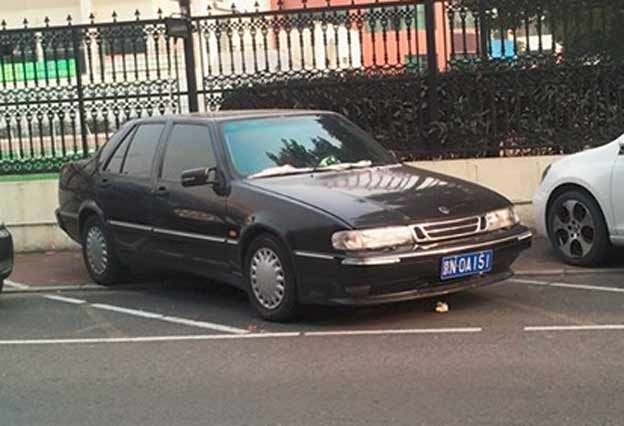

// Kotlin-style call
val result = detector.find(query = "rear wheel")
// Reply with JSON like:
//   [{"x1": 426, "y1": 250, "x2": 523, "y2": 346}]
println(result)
[
  {"x1": 245, "y1": 235, "x2": 298, "y2": 322},
  {"x1": 81, "y1": 216, "x2": 124, "y2": 285},
  {"x1": 548, "y1": 190, "x2": 610, "y2": 266}
]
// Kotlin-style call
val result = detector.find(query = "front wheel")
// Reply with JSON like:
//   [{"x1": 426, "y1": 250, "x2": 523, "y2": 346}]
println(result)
[
  {"x1": 82, "y1": 216, "x2": 124, "y2": 285},
  {"x1": 245, "y1": 235, "x2": 298, "y2": 322},
  {"x1": 548, "y1": 190, "x2": 610, "y2": 267}
]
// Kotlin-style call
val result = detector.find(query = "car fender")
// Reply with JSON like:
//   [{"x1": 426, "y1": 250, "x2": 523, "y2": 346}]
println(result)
[
  {"x1": 77, "y1": 200, "x2": 107, "y2": 234},
  {"x1": 542, "y1": 141, "x2": 618, "y2": 233}
]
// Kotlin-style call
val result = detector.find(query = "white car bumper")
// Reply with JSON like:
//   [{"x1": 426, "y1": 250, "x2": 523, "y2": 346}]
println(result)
[{"x1": 532, "y1": 185, "x2": 549, "y2": 238}]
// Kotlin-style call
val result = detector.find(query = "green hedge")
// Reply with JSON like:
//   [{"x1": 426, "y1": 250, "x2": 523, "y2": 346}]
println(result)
[{"x1": 220, "y1": 63, "x2": 624, "y2": 159}]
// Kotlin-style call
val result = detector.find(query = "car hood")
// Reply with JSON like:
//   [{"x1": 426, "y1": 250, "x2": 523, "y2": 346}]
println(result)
[{"x1": 246, "y1": 165, "x2": 511, "y2": 228}]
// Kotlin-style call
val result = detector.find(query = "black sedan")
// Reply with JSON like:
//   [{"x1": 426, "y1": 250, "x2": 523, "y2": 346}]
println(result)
[
  {"x1": 56, "y1": 110, "x2": 532, "y2": 321},
  {"x1": 0, "y1": 224, "x2": 14, "y2": 292}
]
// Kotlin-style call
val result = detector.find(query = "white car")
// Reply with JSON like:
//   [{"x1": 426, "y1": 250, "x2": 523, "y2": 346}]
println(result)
[{"x1": 533, "y1": 136, "x2": 624, "y2": 266}]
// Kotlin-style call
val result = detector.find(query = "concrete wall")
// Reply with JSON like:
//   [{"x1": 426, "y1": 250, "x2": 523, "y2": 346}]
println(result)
[
  {"x1": 1, "y1": 180, "x2": 79, "y2": 253},
  {"x1": 409, "y1": 155, "x2": 563, "y2": 229},
  {"x1": 2, "y1": 155, "x2": 562, "y2": 252}
]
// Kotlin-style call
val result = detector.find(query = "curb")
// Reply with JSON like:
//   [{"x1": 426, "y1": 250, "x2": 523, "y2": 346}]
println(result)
[{"x1": 3, "y1": 284, "x2": 106, "y2": 294}]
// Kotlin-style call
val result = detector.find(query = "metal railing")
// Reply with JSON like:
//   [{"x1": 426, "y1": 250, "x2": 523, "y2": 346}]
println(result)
[{"x1": 0, "y1": 0, "x2": 622, "y2": 174}]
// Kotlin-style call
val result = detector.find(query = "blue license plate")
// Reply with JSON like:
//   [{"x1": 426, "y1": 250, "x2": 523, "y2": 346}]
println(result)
[{"x1": 440, "y1": 250, "x2": 493, "y2": 280}]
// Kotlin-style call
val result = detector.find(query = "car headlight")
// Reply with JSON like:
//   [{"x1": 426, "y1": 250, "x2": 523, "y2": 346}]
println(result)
[
  {"x1": 0, "y1": 227, "x2": 9, "y2": 238},
  {"x1": 485, "y1": 207, "x2": 520, "y2": 231},
  {"x1": 332, "y1": 226, "x2": 415, "y2": 251}
]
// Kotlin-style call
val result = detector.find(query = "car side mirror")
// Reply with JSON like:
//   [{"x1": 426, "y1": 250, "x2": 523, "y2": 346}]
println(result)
[
  {"x1": 181, "y1": 167, "x2": 219, "y2": 188},
  {"x1": 619, "y1": 140, "x2": 624, "y2": 155}
]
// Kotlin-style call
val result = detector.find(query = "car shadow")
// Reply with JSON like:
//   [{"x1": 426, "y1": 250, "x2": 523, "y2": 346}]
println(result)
[{"x1": 110, "y1": 268, "x2": 501, "y2": 329}]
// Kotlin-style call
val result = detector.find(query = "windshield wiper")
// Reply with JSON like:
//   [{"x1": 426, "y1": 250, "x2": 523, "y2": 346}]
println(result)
[
  {"x1": 248, "y1": 165, "x2": 314, "y2": 179},
  {"x1": 313, "y1": 160, "x2": 373, "y2": 173},
  {"x1": 248, "y1": 161, "x2": 374, "y2": 179}
]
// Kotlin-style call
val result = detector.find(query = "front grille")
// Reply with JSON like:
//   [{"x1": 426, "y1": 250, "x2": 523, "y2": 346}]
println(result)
[{"x1": 412, "y1": 216, "x2": 486, "y2": 244}]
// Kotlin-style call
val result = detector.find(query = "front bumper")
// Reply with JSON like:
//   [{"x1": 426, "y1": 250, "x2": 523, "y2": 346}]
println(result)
[
  {"x1": 295, "y1": 227, "x2": 532, "y2": 305},
  {"x1": 532, "y1": 186, "x2": 549, "y2": 238},
  {"x1": 0, "y1": 230, "x2": 14, "y2": 280}
]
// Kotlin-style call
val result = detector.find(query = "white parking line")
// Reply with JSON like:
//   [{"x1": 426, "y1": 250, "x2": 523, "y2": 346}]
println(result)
[
  {"x1": 43, "y1": 295, "x2": 87, "y2": 305},
  {"x1": 91, "y1": 303, "x2": 164, "y2": 319},
  {"x1": 158, "y1": 316, "x2": 251, "y2": 333},
  {"x1": 37, "y1": 295, "x2": 251, "y2": 335},
  {"x1": 525, "y1": 325, "x2": 624, "y2": 332},
  {"x1": 511, "y1": 278, "x2": 624, "y2": 293},
  {"x1": 0, "y1": 328, "x2": 487, "y2": 345},
  {"x1": 89, "y1": 303, "x2": 250, "y2": 335},
  {"x1": 303, "y1": 327, "x2": 483, "y2": 337},
  {"x1": 0, "y1": 333, "x2": 301, "y2": 346}
]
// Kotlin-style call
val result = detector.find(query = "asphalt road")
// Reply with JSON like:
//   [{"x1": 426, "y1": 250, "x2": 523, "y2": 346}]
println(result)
[{"x1": 2, "y1": 269, "x2": 624, "y2": 426}]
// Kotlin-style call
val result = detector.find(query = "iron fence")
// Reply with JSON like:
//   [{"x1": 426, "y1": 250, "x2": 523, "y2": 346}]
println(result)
[{"x1": 0, "y1": 0, "x2": 623, "y2": 175}]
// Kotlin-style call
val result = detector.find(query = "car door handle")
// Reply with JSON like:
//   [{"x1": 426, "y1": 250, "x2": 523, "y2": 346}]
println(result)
[
  {"x1": 154, "y1": 186, "x2": 169, "y2": 197},
  {"x1": 97, "y1": 178, "x2": 110, "y2": 189}
]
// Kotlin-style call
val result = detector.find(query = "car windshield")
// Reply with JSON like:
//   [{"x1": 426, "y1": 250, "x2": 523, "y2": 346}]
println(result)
[{"x1": 222, "y1": 114, "x2": 395, "y2": 178}]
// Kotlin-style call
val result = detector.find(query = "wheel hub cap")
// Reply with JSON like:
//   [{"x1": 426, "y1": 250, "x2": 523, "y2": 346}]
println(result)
[
  {"x1": 552, "y1": 199, "x2": 595, "y2": 258},
  {"x1": 250, "y1": 248, "x2": 285, "y2": 310},
  {"x1": 86, "y1": 226, "x2": 109, "y2": 276}
]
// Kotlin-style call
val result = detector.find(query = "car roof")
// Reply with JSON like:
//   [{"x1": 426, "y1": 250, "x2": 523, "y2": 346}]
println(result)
[{"x1": 133, "y1": 109, "x2": 331, "y2": 124}]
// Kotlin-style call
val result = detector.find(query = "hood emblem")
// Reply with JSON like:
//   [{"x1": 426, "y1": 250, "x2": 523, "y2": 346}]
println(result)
[{"x1": 438, "y1": 206, "x2": 451, "y2": 215}]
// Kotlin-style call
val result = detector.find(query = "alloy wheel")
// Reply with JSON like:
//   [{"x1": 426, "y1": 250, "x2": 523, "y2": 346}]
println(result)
[{"x1": 552, "y1": 199, "x2": 595, "y2": 259}]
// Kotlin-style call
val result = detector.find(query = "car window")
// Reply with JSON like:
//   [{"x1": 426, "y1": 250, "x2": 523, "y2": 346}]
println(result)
[
  {"x1": 104, "y1": 128, "x2": 135, "y2": 174},
  {"x1": 97, "y1": 125, "x2": 130, "y2": 168},
  {"x1": 161, "y1": 124, "x2": 216, "y2": 182},
  {"x1": 121, "y1": 124, "x2": 165, "y2": 178},
  {"x1": 223, "y1": 114, "x2": 394, "y2": 177}
]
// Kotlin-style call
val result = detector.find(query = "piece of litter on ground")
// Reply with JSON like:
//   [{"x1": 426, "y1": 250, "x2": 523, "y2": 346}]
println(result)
[{"x1": 435, "y1": 301, "x2": 449, "y2": 313}]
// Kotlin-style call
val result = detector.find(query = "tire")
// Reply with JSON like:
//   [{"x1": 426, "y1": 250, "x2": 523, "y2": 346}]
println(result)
[
  {"x1": 548, "y1": 190, "x2": 610, "y2": 267},
  {"x1": 81, "y1": 216, "x2": 124, "y2": 285},
  {"x1": 244, "y1": 235, "x2": 298, "y2": 322}
]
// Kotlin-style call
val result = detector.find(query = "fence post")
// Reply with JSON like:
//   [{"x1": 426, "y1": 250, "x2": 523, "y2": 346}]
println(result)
[
  {"x1": 424, "y1": 0, "x2": 440, "y2": 150},
  {"x1": 71, "y1": 26, "x2": 89, "y2": 158},
  {"x1": 182, "y1": 17, "x2": 199, "y2": 112},
  {"x1": 478, "y1": 0, "x2": 489, "y2": 62}
]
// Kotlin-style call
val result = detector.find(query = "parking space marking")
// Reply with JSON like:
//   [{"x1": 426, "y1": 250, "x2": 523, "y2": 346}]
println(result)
[
  {"x1": 88, "y1": 303, "x2": 250, "y2": 334},
  {"x1": 525, "y1": 325, "x2": 624, "y2": 332},
  {"x1": 515, "y1": 268, "x2": 624, "y2": 277},
  {"x1": 35, "y1": 294, "x2": 251, "y2": 335},
  {"x1": 0, "y1": 333, "x2": 301, "y2": 346},
  {"x1": 91, "y1": 303, "x2": 164, "y2": 319},
  {"x1": 303, "y1": 327, "x2": 483, "y2": 337},
  {"x1": 511, "y1": 278, "x2": 624, "y2": 294},
  {"x1": 43, "y1": 295, "x2": 87, "y2": 305},
  {"x1": 0, "y1": 329, "x2": 482, "y2": 346}
]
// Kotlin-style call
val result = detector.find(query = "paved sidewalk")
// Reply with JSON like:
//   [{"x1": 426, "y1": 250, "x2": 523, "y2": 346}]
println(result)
[
  {"x1": 10, "y1": 250, "x2": 90, "y2": 287},
  {"x1": 6, "y1": 238, "x2": 624, "y2": 288}
]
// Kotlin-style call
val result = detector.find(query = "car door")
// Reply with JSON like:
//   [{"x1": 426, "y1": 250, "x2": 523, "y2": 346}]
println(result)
[
  {"x1": 612, "y1": 140, "x2": 624, "y2": 236},
  {"x1": 96, "y1": 122, "x2": 166, "y2": 254},
  {"x1": 149, "y1": 121, "x2": 229, "y2": 275}
]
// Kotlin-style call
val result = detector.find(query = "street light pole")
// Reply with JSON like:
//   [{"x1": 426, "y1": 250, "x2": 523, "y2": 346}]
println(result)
[
  {"x1": 179, "y1": 0, "x2": 191, "y2": 17},
  {"x1": 180, "y1": 0, "x2": 199, "y2": 112}
]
